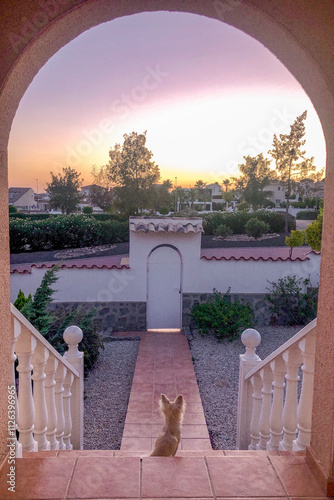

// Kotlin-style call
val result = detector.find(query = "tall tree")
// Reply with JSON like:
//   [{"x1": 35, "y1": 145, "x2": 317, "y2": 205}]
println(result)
[
  {"x1": 269, "y1": 111, "x2": 307, "y2": 232},
  {"x1": 92, "y1": 131, "x2": 160, "y2": 215},
  {"x1": 47, "y1": 167, "x2": 83, "y2": 214},
  {"x1": 235, "y1": 154, "x2": 275, "y2": 210},
  {"x1": 89, "y1": 185, "x2": 114, "y2": 212}
]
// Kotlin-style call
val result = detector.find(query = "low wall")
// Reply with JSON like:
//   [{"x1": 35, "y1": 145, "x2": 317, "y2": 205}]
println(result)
[
  {"x1": 46, "y1": 291, "x2": 299, "y2": 333},
  {"x1": 48, "y1": 301, "x2": 147, "y2": 333}
]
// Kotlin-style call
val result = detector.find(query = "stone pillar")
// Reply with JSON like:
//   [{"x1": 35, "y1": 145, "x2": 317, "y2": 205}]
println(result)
[{"x1": 306, "y1": 139, "x2": 334, "y2": 495}]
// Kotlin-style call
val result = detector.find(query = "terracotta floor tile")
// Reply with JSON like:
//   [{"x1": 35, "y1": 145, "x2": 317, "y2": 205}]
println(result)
[
  {"x1": 125, "y1": 412, "x2": 154, "y2": 424},
  {"x1": 183, "y1": 402, "x2": 205, "y2": 413},
  {"x1": 207, "y1": 456, "x2": 286, "y2": 497},
  {"x1": 180, "y1": 439, "x2": 212, "y2": 451},
  {"x1": 224, "y1": 450, "x2": 279, "y2": 456},
  {"x1": 121, "y1": 437, "x2": 152, "y2": 451},
  {"x1": 58, "y1": 450, "x2": 115, "y2": 457},
  {"x1": 123, "y1": 423, "x2": 152, "y2": 438},
  {"x1": 68, "y1": 457, "x2": 140, "y2": 499},
  {"x1": 22, "y1": 450, "x2": 59, "y2": 458},
  {"x1": 270, "y1": 455, "x2": 325, "y2": 497},
  {"x1": 182, "y1": 425, "x2": 210, "y2": 439},
  {"x1": 0, "y1": 457, "x2": 75, "y2": 500},
  {"x1": 183, "y1": 412, "x2": 207, "y2": 425},
  {"x1": 127, "y1": 400, "x2": 153, "y2": 412},
  {"x1": 142, "y1": 457, "x2": 213, "y2": 498}
]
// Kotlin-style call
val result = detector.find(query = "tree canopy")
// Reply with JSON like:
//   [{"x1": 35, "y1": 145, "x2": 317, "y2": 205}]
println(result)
[
  {"x1": 92, "y1": 131, "x2": 160, "y2": 215},
  {"x1": 47, "y1": 167, "x2": 83, "y2": 214},
  {"x1": 233, "y1": 154, "x2": 276, "y2": 210},
  {"x1": 269, "y1": 110, "x2": 308, "y2": 231}
]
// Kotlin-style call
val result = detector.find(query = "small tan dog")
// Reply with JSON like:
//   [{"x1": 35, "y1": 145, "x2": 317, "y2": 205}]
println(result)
[{"x1": 150, "y1": 394, "x2": 186, "y2": 457}]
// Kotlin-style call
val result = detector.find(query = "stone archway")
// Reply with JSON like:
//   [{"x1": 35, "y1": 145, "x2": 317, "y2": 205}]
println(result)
[{"x1": 1, "y1": 0, "x2": 334, "y2": 492}]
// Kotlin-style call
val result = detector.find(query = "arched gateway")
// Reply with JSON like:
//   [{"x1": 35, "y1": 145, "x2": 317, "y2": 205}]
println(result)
[{"x1": 1, "y1": 1, "x2": 334, "y2": 493}]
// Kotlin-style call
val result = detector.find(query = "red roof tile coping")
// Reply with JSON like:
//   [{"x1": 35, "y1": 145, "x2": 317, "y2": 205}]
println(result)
[
  {"x1": 10, "y1": 254, "x2": 129, "y2": 274},
  {"x1": 200, "y1": 247, "x2": 319, "y2": 262}
]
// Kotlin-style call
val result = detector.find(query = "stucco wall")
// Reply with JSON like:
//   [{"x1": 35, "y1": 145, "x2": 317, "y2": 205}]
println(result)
[{"x1": 1, "y1": 0, "x2": 334, "y2": 483}]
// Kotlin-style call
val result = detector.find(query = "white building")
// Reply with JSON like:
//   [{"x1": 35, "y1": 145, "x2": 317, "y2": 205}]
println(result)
[
  {"x1": 265, "y1": 180, "x2": 286, "y2": 207},
  {"x1": 9, "y1": 188, "x2": 35, "y2": 210}
]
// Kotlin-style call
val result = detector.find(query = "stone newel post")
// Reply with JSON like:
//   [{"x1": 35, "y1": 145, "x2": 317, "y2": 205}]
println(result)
[
  {"x1": 236, "y1": 328, "x2": 262, "y2": 449},
  {"x1": 63, "y1": 326, "x2": 84, "y2": 450}
]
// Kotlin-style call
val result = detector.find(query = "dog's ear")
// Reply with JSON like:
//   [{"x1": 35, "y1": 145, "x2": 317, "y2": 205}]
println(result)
[
  {"x1": 175, "y1": 394, "x2": 184, "y2": 406},
  {"x1": 161, "y1": 394, "x2": 170, "y2": 405}
]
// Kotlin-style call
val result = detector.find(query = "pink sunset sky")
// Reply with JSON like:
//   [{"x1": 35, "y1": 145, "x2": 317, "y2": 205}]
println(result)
[{"x1": 8, "y1": 11, "x2": 326, "y2": 191}]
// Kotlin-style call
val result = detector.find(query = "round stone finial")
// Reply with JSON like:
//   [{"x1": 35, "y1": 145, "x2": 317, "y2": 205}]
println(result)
[
  {"x1": 241, "y1": 328, "x2": 261, "y2": 348},
  {"x1": 63, "y1": 325, "x2": 83, "y2": 346},
  {"x1": 241, "y1": 328, "x2": 261, "y2": 360}
]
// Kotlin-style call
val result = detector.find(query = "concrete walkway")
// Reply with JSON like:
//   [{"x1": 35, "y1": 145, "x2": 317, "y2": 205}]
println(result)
[{"x1": 121, "y1": 331, "x2": 212, "y2": 452}]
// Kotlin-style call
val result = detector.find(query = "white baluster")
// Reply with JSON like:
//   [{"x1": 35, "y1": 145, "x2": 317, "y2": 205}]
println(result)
[
  {"x1": 257, "y1": 365, "x2": 274, "y2": 450},
  {"x1": 293, "y1": 331, "x2": 316, "y2": 450},
  {"x1": 236, "y1": 328, "x2": 261, "y2": 449},
  {"x1": 248, "y1": 373, "x2": 262, "y2": 450},
  {"x1": 11, "y1": 316, "x2": 22, "y2": 457},
  {"x1": 279, "y1": 346, "x2": 303, "y2": 451},
  {"x1": 267, "y1": 356, "x2": 286, "y2": 451},
  {"x1": 63, "y1": 325, "x2": 84, "y2": 450},
  {"x1": 15, "y1": 327, "x2": 38, "y2": 452},
  {"x1": 55, "y1": 363, "x2": 67, "y2": 450},
  {"x1": 32, "y1": 342, "x2": 50, "y2": 451},
  {"x1": 45, "y1": 355, "x2": 59, "y2": 450},
  {"x1": 63, "y1": 371, "x2": 74, "y2": 450}
]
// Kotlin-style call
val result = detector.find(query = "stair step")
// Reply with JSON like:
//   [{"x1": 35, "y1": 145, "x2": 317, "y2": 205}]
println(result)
[{"x1": 22, "y1": 449, "x2": 306, "y2": 458}]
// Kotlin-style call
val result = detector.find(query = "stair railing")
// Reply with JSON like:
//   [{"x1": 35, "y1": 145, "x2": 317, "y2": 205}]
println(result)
[
  {"x1": 237, "y1": 318, "x2": 316, "y2": 451},
  {"x1": 11, "y1": 304, "x2": 84, "y2": 456}
]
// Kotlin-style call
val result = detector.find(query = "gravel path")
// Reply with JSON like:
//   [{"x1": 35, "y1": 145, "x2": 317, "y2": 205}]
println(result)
[
  {"x1": 84, "y1": 338, "x2": 139, "y2": 450},
  {"x1": 83, "y1": 326, "x2": 300, "y2": 450},
  {"x1": 187, "y1": 325, "x2": 300, "y2": 450}
]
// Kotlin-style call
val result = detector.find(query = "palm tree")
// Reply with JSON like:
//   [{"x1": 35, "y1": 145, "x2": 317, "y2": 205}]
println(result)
[{"x1": 223, "y1": 179, "x2": 231, "y2": 192}]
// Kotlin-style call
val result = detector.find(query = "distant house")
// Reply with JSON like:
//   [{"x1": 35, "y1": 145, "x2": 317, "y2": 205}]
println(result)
[
  {"x1": 80, "y1": 184, "x2": 104, "y2": 212},
  {"x1": 207, "y1": 182, "x2": 223, "y2": 205},
  {"x1": 265, "y1": 180, "x2": 286, "y2": 207},
  {"x1": 34, "y1": 192, "x2": 50, "y2": 211},
  {"x1": 9, "y1": 188, "x2": 35, "y2": 210}
]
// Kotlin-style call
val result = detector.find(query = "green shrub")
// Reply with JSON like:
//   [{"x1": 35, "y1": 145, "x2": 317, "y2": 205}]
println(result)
[
  {"x1": 291, "y1": 201, "x2": 306, "y2": 208},
  {"x1": 9, "y1": 205, "x2": 17, "y2": 213},
  {"x1": 159, "y1": 206, "x2": 169, "y2": 215},
  {"x1": 266, "y1": 276, "x2": 318, "y2": 325},
  {"x1": 237, "y1": 202, "x2": 250, "y2": 212},
  {"x1": 296, "y1": 210, "x2": 319, "y2": 220},
  {"x1": 285, "y1": 229, "x2": 305, "y2": 256},
  {"x1": 191, "y1": 289, "x2": 254, "y2": 341},
  {"x1": 14, "y1": 268, "x2": 103, "y2": 373},
  {"x1": 214, "y1": 223, "x2": 232, "y2": 239},
  {"x1": 83, "y1": 206, "x2": 93, "y2": 214},
  {"x1": 305, "y1": 209, "x2": 323, "y2": 251},
  {"x1": 245, "y1": 217, "x2": 270, "y2": 239}
]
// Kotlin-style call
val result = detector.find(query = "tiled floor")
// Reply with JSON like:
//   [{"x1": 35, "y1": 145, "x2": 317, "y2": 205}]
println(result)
[
  {"x1": 121, "y1": 331, "x2": 211, "y2": 452},
  {"x1": 0, "y1": 450, "x2": 330, "y2": 499},
  {"x1": 0, "y1": 330, "x2": 331, "y2": 499}
]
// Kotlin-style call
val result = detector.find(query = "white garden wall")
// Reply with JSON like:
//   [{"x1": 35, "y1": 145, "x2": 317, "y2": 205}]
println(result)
[{"x1": 10, "y1": 217, "x2": 321, "y2": 329}]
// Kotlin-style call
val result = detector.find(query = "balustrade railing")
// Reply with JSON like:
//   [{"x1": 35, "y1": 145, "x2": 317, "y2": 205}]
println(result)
[
  {"x1": 237, "y1": 319, "x2": 316, "y2": 451},
  {"x1": 11, "y1": 304, "x2": 84, "y2": 456}
]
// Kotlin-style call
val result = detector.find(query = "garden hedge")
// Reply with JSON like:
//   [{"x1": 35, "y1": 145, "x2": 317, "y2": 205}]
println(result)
[
  {"x1": 10, "y1": 215, "x2": 129, "y2": 253},
  {"x1": 203, "y1": 210, "x2": 295, "y2": 235}
]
